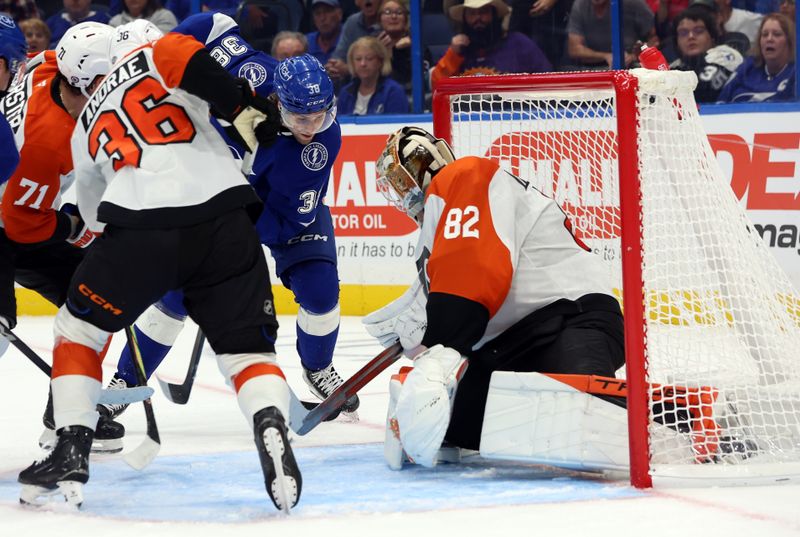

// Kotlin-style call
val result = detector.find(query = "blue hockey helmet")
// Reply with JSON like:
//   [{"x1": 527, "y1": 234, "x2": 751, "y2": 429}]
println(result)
[
  {"x1": 274, "y1": 54, "x2": 334, "y2": 114},
  {"x1": 273, "y1": 54, "x2": 336, "y2": 138},
  {"x1": 0, "y1": 14, "x2": 28, "y2": 89}
]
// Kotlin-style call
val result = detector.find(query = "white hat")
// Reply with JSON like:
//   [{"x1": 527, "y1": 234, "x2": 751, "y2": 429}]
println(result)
[{"x1": 449, "y1": 0, "x2": 510, "y2": 21}]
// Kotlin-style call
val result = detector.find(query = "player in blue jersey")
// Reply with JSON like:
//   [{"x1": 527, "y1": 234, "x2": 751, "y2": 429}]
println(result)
[
  {"x1": 0, "y1": 114, "x2": 18, "y2": 185},
  {"x1": 0, "y1": 14, "x2": 27, "y2": 100},
  {"x1": 101, "y1": 15, "x2": 359, "y2": 420}
]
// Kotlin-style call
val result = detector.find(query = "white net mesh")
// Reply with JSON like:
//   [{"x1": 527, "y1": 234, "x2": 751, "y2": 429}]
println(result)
[{"x1": 436, "y1": 70, "x2": 800, "y2": 483}]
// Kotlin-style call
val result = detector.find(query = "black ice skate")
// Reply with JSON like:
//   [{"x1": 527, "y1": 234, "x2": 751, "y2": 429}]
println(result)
[
  {"x1": 98, "y1": 374, "x2": 131, "y2": 419},
  {"x1": 19, "y1": 425, "x2": 92, "y2": 508},
  {"x1": 40, "y1": 391, "x2": 125, "y2": 454},
  {"x1": 254, "y1": 407, "x2": 301, "y2": 513},
  {"x1": 303, "y1": 363, "x2": 360, "y2": 414}
]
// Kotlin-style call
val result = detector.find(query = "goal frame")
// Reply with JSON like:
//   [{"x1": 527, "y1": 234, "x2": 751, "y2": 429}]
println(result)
[{"x1": 432, "y1": 71, "x2": 654, "y2": 488}]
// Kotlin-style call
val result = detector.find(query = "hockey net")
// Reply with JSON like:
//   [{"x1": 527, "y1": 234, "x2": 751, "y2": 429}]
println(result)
[{"x1": 432, "y1": 70, "x2": 800, "y2": 487}]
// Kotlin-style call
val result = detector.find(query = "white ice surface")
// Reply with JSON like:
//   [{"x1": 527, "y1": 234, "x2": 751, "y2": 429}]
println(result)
[{"x1": 0, "y1": 316, "x2": 798, "y2": 536}]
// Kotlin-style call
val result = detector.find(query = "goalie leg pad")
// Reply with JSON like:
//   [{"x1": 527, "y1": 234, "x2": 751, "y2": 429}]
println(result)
[{"x1": 479, "y1": 371, "x2": 631, "y2": 472}]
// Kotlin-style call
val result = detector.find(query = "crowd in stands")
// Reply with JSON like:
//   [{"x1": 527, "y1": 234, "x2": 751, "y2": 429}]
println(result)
[{"x1": 1, "y1": 0, "x2": 796, "y2": 113}]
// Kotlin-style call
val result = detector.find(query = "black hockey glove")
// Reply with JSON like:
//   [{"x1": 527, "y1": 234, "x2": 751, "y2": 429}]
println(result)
[{"x1": 229, "y1": 78, "x2": 282, "y2": 152}]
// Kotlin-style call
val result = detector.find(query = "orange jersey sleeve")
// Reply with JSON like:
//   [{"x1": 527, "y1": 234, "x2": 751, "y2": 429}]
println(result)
[
  {"x1": 425, "y1": 157, "x2": 514, "y2": 317},
  {"x1": 152, "y1": 33, "x2": 206, "y2": 89}
]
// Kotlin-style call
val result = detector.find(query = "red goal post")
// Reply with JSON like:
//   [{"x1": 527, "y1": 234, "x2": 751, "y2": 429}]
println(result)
[{"x1": 432, "y1": 70, "x2": 800, "y2": 488}]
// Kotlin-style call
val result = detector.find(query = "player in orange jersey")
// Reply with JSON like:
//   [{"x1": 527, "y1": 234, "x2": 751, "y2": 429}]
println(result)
[
  {"x1": 365, "y1": 126, "x2": 625, "y2": 468},
  {"x1": 0, "y1": 22, "x2": 126, "y2": 453}
]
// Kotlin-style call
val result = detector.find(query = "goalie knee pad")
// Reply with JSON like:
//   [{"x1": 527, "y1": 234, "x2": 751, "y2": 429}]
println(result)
[
  {"x1": 384, "y1": 367, "x2": 412, "y2": 470},
  {"x1": 394, "y1": 345, "x2": 467, "y2": 468}
]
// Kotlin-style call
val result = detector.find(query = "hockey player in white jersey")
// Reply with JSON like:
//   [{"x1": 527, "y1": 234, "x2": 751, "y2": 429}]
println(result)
[
  {"x1": 365, "y1": 127, "x2": 626, "y2": 469},
  {"x1": 18, "y1": 22, "x2": 301, "y2": 512}
]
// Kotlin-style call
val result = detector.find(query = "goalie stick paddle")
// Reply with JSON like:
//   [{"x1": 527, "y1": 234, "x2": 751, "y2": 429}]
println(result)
[
  {"x1": 156, "y1": 328, "x2": 205, "y2": 404},
  {"x1": 0, "y1": 324, "x2": 154, "y2": 405},
  {"x1": 294, "y1": 342, "x2": 404, "y2": 436},
  {"x1": 123, "y1": 325, "x2": 161, "y2": 471}
]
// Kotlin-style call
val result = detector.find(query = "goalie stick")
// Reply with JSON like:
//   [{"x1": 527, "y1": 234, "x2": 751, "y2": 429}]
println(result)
[
  {"x1": 123, "y1": 325, "x2": 161, "y2": 471},
  {"x1": 156, "y1": 327, "x2": 205, "y2": 404},
  {"x1": 294, "y1": 342, "x2": 404, "y2": 435},
  {"x1": 0, "y1": 324, "x2": 154, "y2": 405}
]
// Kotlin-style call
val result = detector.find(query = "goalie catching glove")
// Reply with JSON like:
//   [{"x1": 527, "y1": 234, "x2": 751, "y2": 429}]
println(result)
[
  {"x1": 390, "y1": 345, "x2": 467, "y2": 467},
  {"x1": 228, "y1": 78, "x2": 282, "y2": 153},
  {"x1": 363, "y1": 278, "x2": 427, "y2": 357}
]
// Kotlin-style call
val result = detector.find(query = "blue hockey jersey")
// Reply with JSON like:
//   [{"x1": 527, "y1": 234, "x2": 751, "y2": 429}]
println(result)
[
  {"x1": 717, "y1": 57, "x2": 796, "y2": 103},
  {"x1": 172, "y1": 12, "x2": 278, "y2": 98},
  {"x1": 173, "y1": 12, "x2": 342, "y2": 246},
  {"x1": 0, "y1": 113, "x2": 18, "y2": 184}
]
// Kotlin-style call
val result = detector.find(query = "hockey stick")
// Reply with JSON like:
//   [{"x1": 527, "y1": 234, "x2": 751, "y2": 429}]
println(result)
[
  {"x1": 123, "y1": 325, "x2": 161, "y2": 471},
  {"x1": 294, "y1": 342, "x2": 404, "y2": 436},
  {"x1": 155, "y1": 327, "x2": 205, "y2": 404},
  {"x1": 0, "y1": 324, "x2": 154, "y2": 405}
]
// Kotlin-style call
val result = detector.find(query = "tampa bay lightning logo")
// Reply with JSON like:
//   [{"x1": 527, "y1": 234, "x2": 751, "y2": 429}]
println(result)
[
  {"x1": 238, "y1": 62, "x2": 267, "y2": 88},
  {"x1": 301, "y1": 142, "x2": 328, "y2": 171},
  {"x1": 0, "y1": 14, "x2": 14, "y2": 28}
]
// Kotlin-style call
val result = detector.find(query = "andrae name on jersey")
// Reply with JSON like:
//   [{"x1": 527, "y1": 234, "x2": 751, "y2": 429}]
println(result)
[{"x1": 80, "y1": 51, "x2": 149, "y2": 129}]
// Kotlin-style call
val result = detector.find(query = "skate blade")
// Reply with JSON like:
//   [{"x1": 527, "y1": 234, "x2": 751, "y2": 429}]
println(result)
[
  {"x1": 91, "y1": 437, "x2": 123, "y2": 454},
  {"x1": 20, "y1": 481, "x2": 83, "y2": 509},
  {"x1": 263, "y1": 427, "x2": 298, "y2": 514}
]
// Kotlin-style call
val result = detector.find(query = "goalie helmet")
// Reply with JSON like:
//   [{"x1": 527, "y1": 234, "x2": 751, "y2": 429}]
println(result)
[
  {"x1": 56, "y1": 22, "x2": 114, "y2": 97},
  {"x1": 108, "y1": 19, "x2": 163, "y2": 65},
  {"x1": 0, "y1": 15, "x2": 28, "y2": 90},
  {"x1": 376, "y1": 127, "x2": 455, "y2": 223}
]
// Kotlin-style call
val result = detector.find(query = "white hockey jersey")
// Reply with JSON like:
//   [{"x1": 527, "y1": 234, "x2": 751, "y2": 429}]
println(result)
[
  {"x1": 70, "y1": 33, "x2": 258, "y2": 231},
  {"x1": 417, "y1": 156, "x2": 615, "y2": 350}
]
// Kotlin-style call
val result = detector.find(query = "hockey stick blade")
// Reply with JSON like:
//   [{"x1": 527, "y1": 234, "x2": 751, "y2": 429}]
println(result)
[
  {"x1": 123, "y1": 435, "x2": 161, "y2": 471},
  {"x1": 287, "y1": 390, "x2": 339, "y2": 433},
  {"x1": 0, "y1": 325, "x2": 155, "y2": 405},
  {"x1": 295, "y1": 342, "x2": 403, "y2": 436},
  {"x1": 98, "y1": 386, "x2": 154, "y2": 406},
  {"x1": 156, "y1": 329, "x2": 204, "y2": 404}
]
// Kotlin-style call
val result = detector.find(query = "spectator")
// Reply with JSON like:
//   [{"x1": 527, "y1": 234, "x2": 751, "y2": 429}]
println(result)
[
  {"x1": 164, "y1": 0, "x2": 239, "y2": 22},
  {"x1": 0, "y1": 0, "x2": 39, "y2": 22},
  {"x1": 431, "y1": 0, "x2": 551, "y2": 85},
  {"x1": 306, "y1": 0, "x2": 343, "y2": 64},
  {"x1": 507, "y1": 0, "x2": 574, "y2": 69},
  {"x1": 326, "y1": 0, "x2": 382, "y2": 87},
  {"x1": 109, "y1": 0, "x2": 177, "y2": 32},
  {"x1": 566, "y1": 0, "x2": 657, "y2": 69},
  {"x1": 668, "y1": 6, "x2": 743, "y2": 101},
  {"x1": 271, "y1": 30, "x2": 308, "y2": 59},
  {"x1": 718, "y1": 12, "x2": 795, "y2": 102},
  {"x1": 780, "y1": 0, "x2": 794, "y2": 18},
  {"x1": 690, "y1": 0, "x2": 762, "y2": 44},
  {"x1": 377, "y1": 0, "x2": 432, "y2": 88},
  {"x1": 337, "y1": 35, "x2": 408, "y2": 114},
  {"x1": 19, "y1": 17, "x2": 50, "y2": 52},
  {"x1": 650, "y1": 0, "x2": 690, "y2": 38},
  {"x1": 46, "y1": 0, "x2": 110, "y2": 46}
]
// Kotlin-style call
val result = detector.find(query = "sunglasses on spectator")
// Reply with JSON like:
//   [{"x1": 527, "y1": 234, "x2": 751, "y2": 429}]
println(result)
[
  {"x1": 677, "y1": 27, "x2": 708, "y2": 38},
  {"x1": 381, "y1": 9, "x2": 407, "y2": 16}
]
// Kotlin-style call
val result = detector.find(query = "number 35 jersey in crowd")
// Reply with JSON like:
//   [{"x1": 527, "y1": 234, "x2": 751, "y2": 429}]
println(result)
[
  {"x1": 417, "y1": 156, "x2": 615, "y2": 350},
  {"x1": 0, "y1": 51, "x2": 76, "y2": 243},
  {"x1": 71, "y1": 33, "x2": 258, "y2": 232}
]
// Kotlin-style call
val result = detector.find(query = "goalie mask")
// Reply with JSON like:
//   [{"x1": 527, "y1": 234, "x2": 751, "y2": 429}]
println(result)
[{"x1": 376, "y1": 127, "x2": 455, "y2": 223}]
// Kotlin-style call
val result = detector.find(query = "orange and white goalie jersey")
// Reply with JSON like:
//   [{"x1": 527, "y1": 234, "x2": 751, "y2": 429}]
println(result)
[
  {"x1": 71, "y1": 33, "x2": 252, "y2": 232},
  {"x1": 418, "y1": 156, "x2": 615, "y2": 350},
  {"x1": 0, "y1": 51, "x2": 75, "y2": 243}
]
